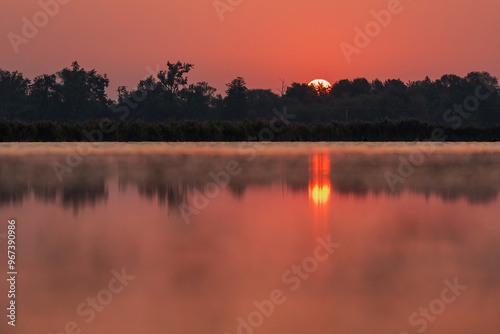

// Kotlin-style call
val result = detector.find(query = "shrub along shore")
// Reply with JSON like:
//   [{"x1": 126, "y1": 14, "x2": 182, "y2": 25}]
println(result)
[{"x1": 0, "y1": 118, "x2": 499, "y2": 142}]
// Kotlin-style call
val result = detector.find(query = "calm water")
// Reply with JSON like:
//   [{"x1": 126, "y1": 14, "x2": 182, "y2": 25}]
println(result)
[{"x1": 1, "y1": 142, "x2": 500, "y2": 334}]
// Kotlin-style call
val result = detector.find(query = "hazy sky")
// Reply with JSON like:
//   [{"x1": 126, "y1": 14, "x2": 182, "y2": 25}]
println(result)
[{"x1": 1, "y1": 0, "x2": 499, "y2": 98}]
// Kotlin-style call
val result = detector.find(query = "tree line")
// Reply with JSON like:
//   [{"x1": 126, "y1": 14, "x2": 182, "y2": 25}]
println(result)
[{"x1": 1, "y1": 60, "x2": 499, "y2": 126}]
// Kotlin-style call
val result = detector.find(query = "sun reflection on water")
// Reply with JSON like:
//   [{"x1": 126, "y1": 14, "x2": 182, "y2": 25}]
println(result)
[
  {"x1": 309, "y1": 153, "x2": 331, "y2": 206},
  {"x1": 308, "y1": 153, "x2": 332, "y2": 239}
]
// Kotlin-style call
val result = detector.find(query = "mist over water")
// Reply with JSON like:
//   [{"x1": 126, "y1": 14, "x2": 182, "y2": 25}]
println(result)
[{"x1": 0, "y1": 142, "x2": 499, "y2": 334}]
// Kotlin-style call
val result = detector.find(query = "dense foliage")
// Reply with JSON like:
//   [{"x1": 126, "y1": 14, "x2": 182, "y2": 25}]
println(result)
[{"x1": 0, "y1": 118, "x2": 499, "y2": 142}]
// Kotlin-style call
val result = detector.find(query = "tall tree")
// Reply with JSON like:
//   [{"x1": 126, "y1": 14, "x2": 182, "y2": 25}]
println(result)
[
  {"x1": 157, "y1": 61, "x2": 194, "y2": 95},
  {"x1": 286, "y1": 82, "x2": 316, "y2": 103},
  {"x1": 0, "y1": 70, "x2": 30, "y2": 120},
  {"x1": 180, "y1": 82, "x2": 217, "y2": 119},
  {"x1": 224, "y1": 77, "x2": 248, "y2": 119},
  {"x1": 54, "y1": 61, "x2": 110, "y2": 120},
  {"x1": 29, "y1": 74, "x2": 57, "y2": 120}
]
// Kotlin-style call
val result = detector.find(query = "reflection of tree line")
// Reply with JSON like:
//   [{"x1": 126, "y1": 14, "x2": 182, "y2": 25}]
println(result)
[
  {"x1": 0, "y1": 157, "x2": 109, "y2": 213},
  {"x1": 0, "y1": 153, "x2": 499, "y2": 211}
]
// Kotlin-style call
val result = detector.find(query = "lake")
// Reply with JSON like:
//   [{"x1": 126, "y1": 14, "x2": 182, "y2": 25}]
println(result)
[{"x1": 0, "y1": 142, "x2": 499, "y2": 334}]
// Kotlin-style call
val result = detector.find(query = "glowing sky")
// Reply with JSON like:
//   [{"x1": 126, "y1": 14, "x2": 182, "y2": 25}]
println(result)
[{"x1": 1, "y1": 0, "x2": 500, "y2": 98}]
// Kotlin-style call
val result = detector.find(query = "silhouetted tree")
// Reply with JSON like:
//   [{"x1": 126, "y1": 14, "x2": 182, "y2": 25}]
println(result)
[
  {"x1": 371, "y1": 79, "x2": 385, "y2": 94},
  {"x1": 351, "y1": 78, "x2": 371, "y2": 96},
  {"x1": 180, "y1": 82, "x2": 217, "y2": 120},
  {"x1": 285, "y1": 82, "x2": 316, "y2": 103},
  {"x1": 0, "y1": 70, "x2": 30, "y2": 120},
  {"x1": 29, "y1": 74, "x2": 57, "y2": 120},
  {"x1": 53, "y1": 61, "x2": 110, "y2": 120},
  {"x1": 246, "y1": 89, "x2": 280, "y2": 118},
  {"x1": 331, "y1": 79, "x2": 353, "y2": 98},
  {"x1": 157, "y1": 61, "x2": 194, "y2": 95},
  {"x1": 224, "y1": 77, "x2": 248, "y2": 119}
]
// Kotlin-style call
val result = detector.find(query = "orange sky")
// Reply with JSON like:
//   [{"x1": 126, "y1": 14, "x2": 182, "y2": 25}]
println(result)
[{"x1": 1, "y1": 0, "x2": 500, "y2": 98}]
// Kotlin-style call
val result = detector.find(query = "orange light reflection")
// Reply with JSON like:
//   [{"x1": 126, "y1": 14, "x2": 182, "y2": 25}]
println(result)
[
  {"x1": 309, "y1": 153, "x2": 331, "y2": 206},
  {"x1": 308, "y1": 153, "x2": 332, "y2": 240}
]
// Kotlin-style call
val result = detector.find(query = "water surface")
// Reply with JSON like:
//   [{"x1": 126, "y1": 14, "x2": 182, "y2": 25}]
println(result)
[{"x1": 0, "y1": 142, "x2": 499, "y2": 334}]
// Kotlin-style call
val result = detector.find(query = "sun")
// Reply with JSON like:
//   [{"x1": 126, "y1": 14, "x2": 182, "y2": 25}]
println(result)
[{"x1": 308, "y1": 79, "x2": 332, "y2": 95}]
